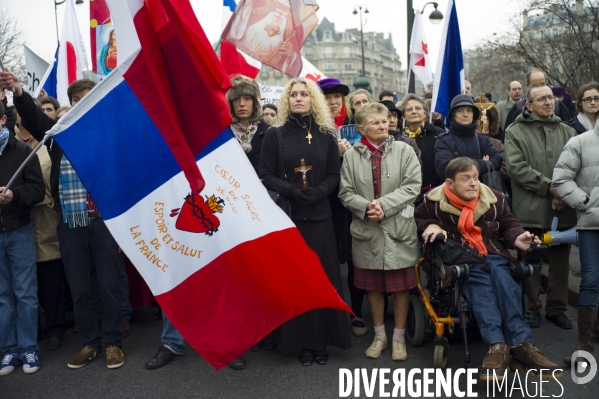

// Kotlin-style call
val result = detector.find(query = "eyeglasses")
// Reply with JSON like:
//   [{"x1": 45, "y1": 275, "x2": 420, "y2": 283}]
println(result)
[
  {"x1": 581, "y1": 96, "x2": 599, "y2": 103},
  {"x1": 457, "y1": 175, "x2": 479, "y2": 183},
  {"x1": 405, "y1": 106, "x2": 424, "y2": 113},
  {"x1": 533, "y1": 95, "x2": 555, "y2": 103}
]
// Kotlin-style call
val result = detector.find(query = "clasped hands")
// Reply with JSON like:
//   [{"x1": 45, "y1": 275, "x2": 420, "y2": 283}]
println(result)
[
  {"x1": 291, "y1": 187, "x2": 323, "y2": 206},
  {"x1": 366, "y1": 199, "x2": 384, "y2": 222}
]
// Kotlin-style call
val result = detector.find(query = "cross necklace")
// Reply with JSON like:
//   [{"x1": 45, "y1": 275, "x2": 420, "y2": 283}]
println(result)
[{"x1": 301, "y1": 117, "x2": 313, "y2": 144}]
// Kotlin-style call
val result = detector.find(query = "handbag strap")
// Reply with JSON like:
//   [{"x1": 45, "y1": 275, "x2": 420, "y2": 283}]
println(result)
[
  {"x1": 274, "y1": 127, "x2": 287, "y2": 180},
  {"x1": 474, "y1": 132, "x2": 482, "y2": 160}
]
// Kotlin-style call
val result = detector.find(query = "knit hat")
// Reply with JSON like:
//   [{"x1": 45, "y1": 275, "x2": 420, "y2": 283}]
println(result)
[
  {"x1": 226, "y1": 75, "x2": 263, "y2": 123},
  {"x1": 449, "y1": 94, "x2": 480, "y2": 121}
]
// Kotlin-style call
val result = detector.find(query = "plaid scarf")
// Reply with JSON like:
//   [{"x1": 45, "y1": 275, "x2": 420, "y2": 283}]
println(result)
[
  {"x1": 59, "y1": 154, "x2": 89, "y2": 228},
  {"x1": 0, "y1": 127, "x2": 9, "y2": 156}
]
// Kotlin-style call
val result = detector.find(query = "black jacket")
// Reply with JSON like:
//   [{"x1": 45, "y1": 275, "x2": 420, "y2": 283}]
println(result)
[
  {"x1": 259, "y1": 114, "x2": 340, "y2": 222},
  {"x1": 0, "y1": 134, "x2": 44, "y2": 231},
  {"x1": 434, "y1": 124, "x2": 503, "y2": 180},
  {"x1": 12, "y1": 92, "x2": 62, "y2": 215},
  {"x1": 245, "y1": 120, "x2": 269, "y2": 174},
  {"x1": 411, "y1": 122, "x2": 445, "y2": 188},
  {"x1": 567, "y1": 116, "x2": 588, "y2": 135},
  {"x1": 505, "y1": 98, "x2": 571, "y2": 129}
]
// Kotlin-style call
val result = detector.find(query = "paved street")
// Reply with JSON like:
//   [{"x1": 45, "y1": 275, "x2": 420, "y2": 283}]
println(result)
[{"x1": 2, "y1": 263, "x2": 596, "y2": 399}]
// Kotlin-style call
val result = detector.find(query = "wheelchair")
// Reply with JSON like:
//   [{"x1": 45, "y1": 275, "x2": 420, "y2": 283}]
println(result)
[{"x1": 405, "y1": 234, "x2": 548, "y2": 369}]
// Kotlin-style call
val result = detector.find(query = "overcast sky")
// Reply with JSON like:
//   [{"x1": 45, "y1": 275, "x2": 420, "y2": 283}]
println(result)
[{"x1": 3, "y1": 0, "x2": 531, "y2": 72}]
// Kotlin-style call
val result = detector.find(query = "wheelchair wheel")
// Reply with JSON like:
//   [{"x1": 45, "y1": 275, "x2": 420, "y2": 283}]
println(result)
[
  {"x1": 433, "y1": 339, "x2": 449, "y2": 369},
  {"x1": 406, "y1": 294, "x2": 425, "y2": 346}
]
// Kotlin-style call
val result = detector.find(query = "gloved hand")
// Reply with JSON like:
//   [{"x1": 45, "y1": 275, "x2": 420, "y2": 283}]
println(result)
[
  {"x1": 301, "y1": 187, "x2": 321, "y2": 205},
  {"x1": 291, "y1": 187, "x2": 313, "y2": 206}
]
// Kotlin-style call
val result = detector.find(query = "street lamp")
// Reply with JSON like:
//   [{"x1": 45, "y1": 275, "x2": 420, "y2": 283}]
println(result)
[
  {"x1": 353, "y1": 6, "x2": 370, "y2": 91},
  {"x1": 406, "y1": 1, "x2": 444, "y2": 94},
  {"x1": 54, "y1": 0, "x2": 85, "y2": 44}
]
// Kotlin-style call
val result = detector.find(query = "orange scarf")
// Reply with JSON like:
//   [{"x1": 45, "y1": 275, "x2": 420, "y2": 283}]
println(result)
[{"x1": 443, "y1": 185, "x2": 488, "y2": 256}]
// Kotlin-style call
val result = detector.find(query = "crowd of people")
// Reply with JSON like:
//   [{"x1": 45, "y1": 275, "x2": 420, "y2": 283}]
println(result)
[{"x1": 0, "y1": 65, "x2": 597, "y2": 381}]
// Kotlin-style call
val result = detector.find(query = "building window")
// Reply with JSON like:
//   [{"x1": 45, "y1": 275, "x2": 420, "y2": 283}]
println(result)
[
  {"x1": 347, "y1": 79, "x2": 353, "y2": 87},
  {"x1": 325, "y1": 47, "x2": 333, "y2": 57},
  {"x1": 344, "y1": 62, "x2": 352, "y2": 70},
  {"x1": 306, "y1": 48, "x2": 313, "y2": 58},
  {"x1": 325, "y1": 31, "x2": 330, "y2": 40},
  {"x1": 552, "y1": 28, "x2": 558, "y2": 36},
  {"x1": 325, "y1": 61, "x2": 335, "y2": 71},
  {"x1": 276, "y1": 79, "x2": 282, "y2": 87},
  {"x1": 344, "y1": 47, "x2": 350, "y2": 56},
  {"x1": 261, "y1": 66, "x2": 269, "y2": 77},
  {"x1": 274, "y1": 70, "x2": 281, "y2": 76}
]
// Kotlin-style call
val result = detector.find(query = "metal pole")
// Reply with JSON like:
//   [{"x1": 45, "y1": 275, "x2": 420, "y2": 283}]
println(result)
[
  {"x1": 2, "y1": 135, "x2": 50, "y2": 194},
  {"x1": 54, "y1": 0, "x2": 66, "y2": 45},
  {"x1": 407, "y1": 0, "x2": 416, "y2": 94},
  {"x1": 360, "y1": 7, "x2": 365, "y2": 77}
]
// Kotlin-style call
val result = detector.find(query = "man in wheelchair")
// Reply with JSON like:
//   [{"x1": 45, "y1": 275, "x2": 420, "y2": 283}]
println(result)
[{"x1": 414, "y1": 157, "x2": 561, "y2": 380}]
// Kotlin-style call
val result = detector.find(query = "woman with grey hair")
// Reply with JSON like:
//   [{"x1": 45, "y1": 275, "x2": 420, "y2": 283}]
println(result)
[
  {"x1": 399, "y1": 94, "x2": 445, "y2": 196},
  {"x1": 348, "y1": 89, "x2": 372, "y2": 114},
  {"x1": 339, "y1": 103, "x2": 421, "y2": 361}
]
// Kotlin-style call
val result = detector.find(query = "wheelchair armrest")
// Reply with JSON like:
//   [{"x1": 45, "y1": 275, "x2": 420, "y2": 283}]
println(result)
[{"x1": 522, "y1": 244, "x2": 548, "y2": 266}]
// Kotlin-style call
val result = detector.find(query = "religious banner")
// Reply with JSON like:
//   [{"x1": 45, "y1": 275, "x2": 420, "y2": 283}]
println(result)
[
  {"x1": 259, "y1": 84, "x2": 285, "y2": 106},
  {"x1": 222, "y1": 0, "x2": 320, "y2": 77},
  {"x1": 90, "y1": 0, "x2": 116, "y2": 79}
]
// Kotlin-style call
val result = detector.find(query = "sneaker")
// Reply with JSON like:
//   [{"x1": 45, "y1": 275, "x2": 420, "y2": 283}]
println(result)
[
  {"x1": 510, "y1": 340, "x2": 562, "y2": 379},
  {"x1": 391, "y1": 340, "x2": 407, "y2": 361},
  {"x1": 68, "y1": 345, "x2": 102, "y2": 369},
  {"x1": 365, "y1": 337, "x2": 387, "y2": 359},
  {"x1": 106, "y1": 345, "x2": 125, "y2": 369},
  {"x1": 480, "y1": 343, "x2": 510, "y2": 381},
  {"x1": 0, "y1": 355, "x2": 21, "y2": 376},
  {"x1": 351, "y1": 318, "x2": 368, "y2": 337},
  {"x1": 22, "y1": 352, "x2": 40, "y2": 374}
]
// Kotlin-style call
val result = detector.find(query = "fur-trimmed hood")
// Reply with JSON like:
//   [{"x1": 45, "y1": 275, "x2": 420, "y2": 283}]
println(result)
[{"x1": 226, "y1": 75, "x2": 262, "y2": 123}]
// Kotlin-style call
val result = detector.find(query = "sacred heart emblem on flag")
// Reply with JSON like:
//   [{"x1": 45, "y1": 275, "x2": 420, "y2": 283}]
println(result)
[{"x1": 171, "y1": 194, "x2": 225, "y2": 236}]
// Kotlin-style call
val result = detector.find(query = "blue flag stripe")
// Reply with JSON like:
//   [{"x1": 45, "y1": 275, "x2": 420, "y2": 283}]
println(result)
[{"x1": 223, "y1": 0, "x2": 236, "y2": 12}]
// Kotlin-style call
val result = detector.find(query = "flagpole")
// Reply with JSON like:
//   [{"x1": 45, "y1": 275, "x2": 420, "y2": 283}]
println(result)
[
  {"x1": 213, "y1": 38, "x2": 223, "y2": 52},
  {"x1": 406, "y1": 62, "x2": 412, "y2": 95},
  {"x1": 2, "y1": 135, "x2": 50, "y2": 194}
]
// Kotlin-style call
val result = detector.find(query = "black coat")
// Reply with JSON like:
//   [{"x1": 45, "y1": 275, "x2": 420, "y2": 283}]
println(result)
[
  {"x1": 259, "y1": 114, "x2": 340, "y2": 222},
  {"x1": 244, "y1": 120, "x2": 269, "y2": 174},
  {"x1": 412, "y1": 122, "x2": 445, "y2": 188},
  {"x1": 567, "y1": 116, "x2": 589, "y2": 135},
  {"x1": 434, "y1": 126, "x2": 503, "y2": 180},
  {"x1": 0, "y1": 134, "x2": 44, "y2": 231},
  {"x1": 505, "y1": 98, "x2": 571, "y2": 129},
  {"x1": 13, "y1": 92, "x2": 63, "y2": 215}
]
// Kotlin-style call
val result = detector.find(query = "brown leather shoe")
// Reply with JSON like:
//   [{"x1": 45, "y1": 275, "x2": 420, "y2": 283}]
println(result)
[
  {"x1": 480, "y1": 343, "x2": 510, "y2": 381},
  {"x1": 510, "y1": 340, "x2": 562, "y2": 379},
  {"x1": 564, "y1": 308, "x2": 597, "y2": 366}
]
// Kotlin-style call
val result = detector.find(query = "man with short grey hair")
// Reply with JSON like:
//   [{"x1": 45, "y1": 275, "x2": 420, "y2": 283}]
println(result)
[
  {"x1": 505, "y1": 84, "x2": 577, "y2": 330},
  {"x1": 497, "y1": 81, "x2": 522, "y2": 131}
]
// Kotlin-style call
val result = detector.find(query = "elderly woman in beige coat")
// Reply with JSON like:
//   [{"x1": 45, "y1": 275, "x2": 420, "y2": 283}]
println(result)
[{"x1": 339, "y1": 103, "x2": 421, "y2": 361}]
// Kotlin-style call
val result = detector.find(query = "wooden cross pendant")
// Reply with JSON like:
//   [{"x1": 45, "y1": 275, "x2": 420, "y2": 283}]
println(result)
[
  {"x1": 294, "y1": 158, "x2": 312, "y2": 188},
  {"x1": 306, "y1": 132, "x2": 313, "y2": 144}
]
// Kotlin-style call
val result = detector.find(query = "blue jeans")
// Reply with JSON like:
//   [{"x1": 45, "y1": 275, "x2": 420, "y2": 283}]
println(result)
[
  {"x1": 162, "y1": 312, "x2": 185, "y2": 355},
  {"x1": 462, "y1": 254, "x2": 533, "y2": 347},
  {"x1": 0, "y1": 223, "x2": 40, "y2": 356},
  {"x1": 578, "y1": 230, "x2": 599, "y2": 308}
]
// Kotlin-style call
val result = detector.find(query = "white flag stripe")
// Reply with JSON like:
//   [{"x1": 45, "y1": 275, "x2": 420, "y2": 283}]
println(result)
[
  {"x1": 410, "y1": 10, "x2": 433, "y2": 88},
  {"x1": 105, "y1": 138, "x2": 294, "y2": 296}
]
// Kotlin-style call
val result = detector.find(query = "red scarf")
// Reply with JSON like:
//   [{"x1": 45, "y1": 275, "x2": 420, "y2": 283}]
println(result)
[
  {"x1": 443, "y1": 185, "x2": 488, "y2": 256},
  {"x1": 334, "y1": 106, "x2": 346, "y2": 129},
  {"x1": 360, "y1": 137, "x2": 384, "y2": 152}
]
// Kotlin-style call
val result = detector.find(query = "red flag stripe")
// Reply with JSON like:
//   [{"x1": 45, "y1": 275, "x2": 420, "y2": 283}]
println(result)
[
  {"x1": 156, "y1": 228, "x2": 351, "y2": 370},
  {"x1": 66, "y1": 41, "x2": 77, "y2": 85}
]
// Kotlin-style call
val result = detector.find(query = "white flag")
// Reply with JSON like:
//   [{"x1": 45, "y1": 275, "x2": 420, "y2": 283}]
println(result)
[
  {"x1": 410, "y1": 10, "x2": 433, "y2": 89},
  {"x1": 23, "y1": 46, "x2": 50, "y2": 95},
  {"x1": 299, "y1": 56, "x2": 326, "y2": 82}
]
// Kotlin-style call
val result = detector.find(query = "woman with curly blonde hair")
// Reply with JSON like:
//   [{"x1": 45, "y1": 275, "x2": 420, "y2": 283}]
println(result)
[{"x1": 259, "y1": 77, "x2": 351, "y2": 366}]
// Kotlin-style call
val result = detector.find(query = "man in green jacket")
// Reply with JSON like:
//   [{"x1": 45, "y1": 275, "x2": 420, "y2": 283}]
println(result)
[{"x1": 505, "y1": 84, "x2": 577, "y2": 330}]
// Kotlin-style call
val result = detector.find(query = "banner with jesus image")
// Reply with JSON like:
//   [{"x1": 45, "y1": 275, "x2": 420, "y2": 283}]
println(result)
[{"x1": 221, "y1": 0, "x2": 319, "y2": 77}]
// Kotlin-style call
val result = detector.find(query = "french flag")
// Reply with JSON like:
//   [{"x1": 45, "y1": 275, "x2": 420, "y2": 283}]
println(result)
[
  {"x1": 220, "y1": 0, "x2": 261, "y2": 79},
  {"x1": 431, "y1": 0, "x2": 464, "y2": 127},
  {"x1": 49, "y1": 0, "x2": 351, "y2": 370}
]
